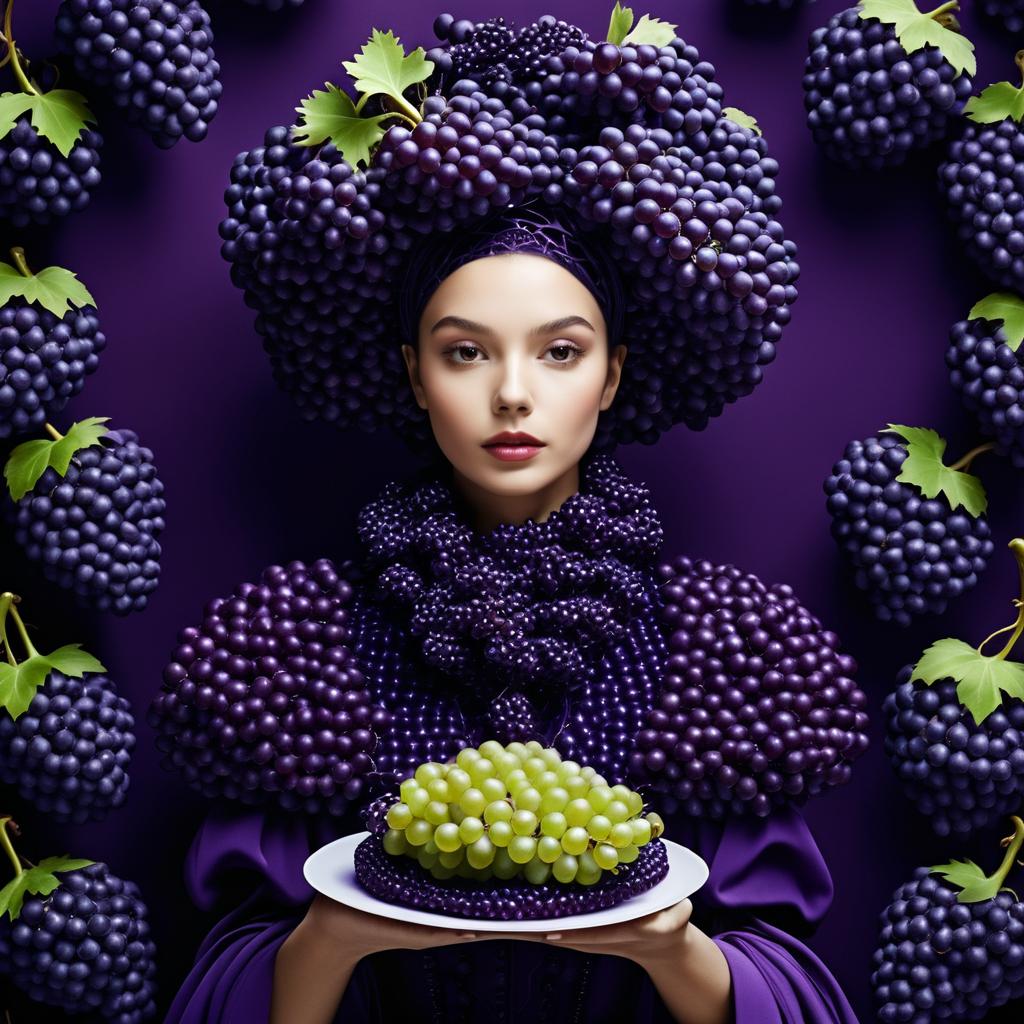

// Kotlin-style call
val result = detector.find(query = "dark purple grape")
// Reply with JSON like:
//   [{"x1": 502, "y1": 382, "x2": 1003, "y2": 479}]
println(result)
[
  {"x1": 0, "y1": 116, "x2": 102, "y2": 225},
  {"x1": 980, "y1": 0, "x2": 1024, "y2": 33},
  {"x1": 802, "y1": 5, "x2": 974, "y2": 169},
  {"x1": 484, "y1": 690, "x2": 542, "y2": 745},
  {"x1": 447, "y1": 17, "x2": 516, "y2": 85},
  {"x1": 354, "y1": 831, "x2": 668, "y2": 920},
  {"x1": 938, "y1": 119, "x2": 1024, "y2": 292},
  {"x1": 0, "y1": 298, "x2": 106, "y2": 439},
  {"x1": 0, "y1": 861, "x2": 158, "y2": 1022},
  {"x1": 628, "y1": 554, "x2": 869, "y2": 818},
  {"x1": 4, "y1": 426, "x2": 166, "y2": 615},
  {"x1": 147, "y1": 558, "x2": 393, "y2": 816},
  {"x1": 0, "y1": 670, "x2": 135, "y2": 824},
  {"x1": 871, "y1": 865, "x2": 1024, "y2": 1022},
  {"x1": 823, "y1": 433, "x2": 994, "y2": 624},
  {"x1": 54, "y1": 0, "x2": 222, "y2": 148},
  {"x1": 884, "y1": 666, "x2": 1024, "y2": 837},
  {"x1": 947, "y1": 311, "x2": 1024, "y2": 468}
]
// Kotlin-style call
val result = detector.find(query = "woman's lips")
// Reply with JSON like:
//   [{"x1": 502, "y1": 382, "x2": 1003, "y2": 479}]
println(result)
[{"x1": 483, "y1": 444, "x2": 544, "y2": 462}]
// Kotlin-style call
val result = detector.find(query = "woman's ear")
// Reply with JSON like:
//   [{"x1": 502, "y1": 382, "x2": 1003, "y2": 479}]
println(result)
[
  {"x1": 599, "y1": 345, "x2": 628, "y2": 411},
  {"x1": 401, "y1": 343, "x2": 428, "y2": 410}
]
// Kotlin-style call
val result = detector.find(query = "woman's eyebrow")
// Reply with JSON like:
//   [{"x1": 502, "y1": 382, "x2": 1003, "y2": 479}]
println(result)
[{"x1": 429, "y1": 314, "x2": 595, "y2": 335}]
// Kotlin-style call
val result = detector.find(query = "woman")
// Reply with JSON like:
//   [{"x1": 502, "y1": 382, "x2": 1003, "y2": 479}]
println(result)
[{"x1": 157, "y1": 204, "x2": 864, "y2": 1024}]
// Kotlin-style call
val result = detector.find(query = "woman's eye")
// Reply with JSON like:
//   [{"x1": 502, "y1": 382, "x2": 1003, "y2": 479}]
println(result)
[
  {"x1": 545, "y1": 342, "x2": 582, "y2": 363},
  {"x1": 447, "y1": 343, "x2": 484, "y2": 363}
]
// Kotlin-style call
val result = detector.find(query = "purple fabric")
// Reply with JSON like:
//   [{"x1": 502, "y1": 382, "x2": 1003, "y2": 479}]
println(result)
[
  {"x1": 395, "y1": 203, "x2": 626, "y2": 347},
  {"x1": 164, "y1": 801, "x2": 857, "y2": 1023}
]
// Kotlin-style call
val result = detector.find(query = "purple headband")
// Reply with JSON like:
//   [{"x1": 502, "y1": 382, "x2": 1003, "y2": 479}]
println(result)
[{"x1": 396, "y1": 204, "x2": 625, "y2": 347}]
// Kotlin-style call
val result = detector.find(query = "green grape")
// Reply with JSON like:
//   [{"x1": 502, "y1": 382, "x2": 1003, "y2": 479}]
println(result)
[
  {"x1": 579, "y1": 765, "x2": 595, "y2": 780},
  {"x1": 505, "y1": 769, "x2": 528, "y2": 790},
  {"x1": 626, "y1": 791, "x2": 645, "y2": 816},
  {"x1": 458, "y1": 816, "x2": 485, "y2": 845},
  {"x1": 540, "y1": 748, "x2": 562, "y2": 769},
  {"x1": 561, "y1": 826, "x2": 589, "y2": 856},
  {"x1": 587, "y1": 814, "x2": 611, "y2": 841},
  {"x1": 565, "y1": 799, "x2": 593, "y2": 828},
  {"x1": 537, "y1": 835, "x2": 563, "y2": 863},
  {"x1": 552, "y1": 853, "x2": 579, "y2": 883},
  {"x1": 610, "y1": 784, "x2": 633, "y2": 803},
  {"x1": 557, "y1": 760, "x2": 581, "y2": 783},
  {"x1": 480, "y1": 776, "x2": 507, "y2": 802},
  {"x1": 428, "y1": 862, "x2": 456, "y2": 880},
  {"x1": 468, "y1": 758, "x2": 496, "y2": 785},
  {"x1": 540, "y1": 812, "x2": 568, "y2": 838},
  {"x1": 416, "y1": 845, "x2": 440, "y2": 869},
  {"x1": 382, "y1": 829, "x2": 409, "y2": 856},
  {"x1": 539, "y1": 786, "x2": 570, "y2": 815},
  {"x1": 577, "y1": 849, "x2": 601, "y2": 885},
  {"x1": 489, "y1": 821, "x2": 514, "y2": 847},
  {"x1": 524, "y1": 740, "x2": 544, "y2": 754},
  {"x1": 646, "y1": 812, "x2": 665, "y2": 838},
  {"x1": 508, "y1": 835, "x2": 538, "y2": 864},
  {"x1": 608, "y1": 823, "x2": 634, "y2": 848},
  {"x1": 590, "y1": 774, "x2": 608, "y2": 789},
  {"x1": 466, "y1": 835, "x2": 496, "y2": 869},
  {"x1": 450, "y1": 804, "x2": 465, "y2": 825},
  {"x1": 456, "y1": 748, "x2": 480, "y2": 770},
  {"x1": 439, "y1": 847, "x2": 465, "y2": 868},
  {"x1": 630, "y1": 818, "x2": 652, "y2": 846},
  {"x1": 459, "y1": 788, "x2": 487, "y2": 816},
  {"x1": 445, "y1": 767, "x2": 472, "y2": 795},
  {"x1": 523, "y1": 756, "x2": 547, "y2": 779},
  {"x1": 492, "y1": 847, "x2": 519, "y2": 879},
  {"x1": 478, "y1": 740, "x2": 505, "y2": 760},
  {"x1": 484, "y1": 800, "x2": 513, "y2": 825},
  {"x1": 493, "y1": 752, "x2": 520, "y2": 778},
  {"x1": 424, "y1": 800, "x2": 450, "y2": 825},
  {"x1": 385, "y1": 802, "x2": 413, "y2": 830},
  {"x1": 405, "y1": 819, "x2": 434, "y2": 846},
  {"x1": 593, "y1": 843, "x2": 619, "y2": 870},
  {"x1": 565, "y1": 776, "x2": 589, "y2": 799},
  {"x1": 434, "y1": 822, "x2": 462, "y2": 853},
  {"x1": 511, "y1": 809, "x2": 538, "y2": 836},
  {"x1": 422, "y1": 838, "x2": 439, "y2": 856},
  {"x1": 426, "y1": 778, "x2": 451, "y2": 802},
  {"x1": 506, "y1": 742, "x2": 529, "y2": 762},
  {"x1": 586, "y1": 786, "x2": 612, "y2": 813},
  {"x1": 399, "y1": 778, "x2": 419, "y2": 803},
  {"x1": 618, "y1": 843, "x2": 639, "y2": 864},
  {"x1": 407, "y1": 788, "x2": 430, "y2": 817},
  {"x1": 535, "y1": 770, "x2": 560, "y2": 791},
  {"x1": 455, "y1": 861, "x2": 474, "y2": 879},
  {"x1": 524, "y1": 858, "x2": 553, "y2": 885},
  {"x1": 415, "y1": 762, "x2": 445, "y2": 786},
  {"x1": 515, "y1": 788, "x2": 542, "y2": 813},
  {"x1": 605, "y1": 800, "x2": 630, "y2": 823}
]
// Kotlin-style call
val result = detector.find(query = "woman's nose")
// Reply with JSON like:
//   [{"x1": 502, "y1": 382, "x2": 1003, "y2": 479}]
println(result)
[{"x1": 493, "y1": 357, "x2": 533, "y2": 414}]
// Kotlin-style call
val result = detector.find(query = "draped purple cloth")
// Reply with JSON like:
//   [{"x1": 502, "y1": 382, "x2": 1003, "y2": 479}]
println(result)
[{"x1": 163, "y1": 800, "x2": 859, "y2": 1023}]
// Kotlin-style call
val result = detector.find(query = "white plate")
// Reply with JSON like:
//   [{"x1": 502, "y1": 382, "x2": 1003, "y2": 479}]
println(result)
[{"x1": 303, "y1": 832, "x2": 709, "y2": 933}]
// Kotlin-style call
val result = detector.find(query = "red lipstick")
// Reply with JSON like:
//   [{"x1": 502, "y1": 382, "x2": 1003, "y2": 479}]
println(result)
[{"x1": 482, "y1": 431, "x2": 546, "y2": 462}]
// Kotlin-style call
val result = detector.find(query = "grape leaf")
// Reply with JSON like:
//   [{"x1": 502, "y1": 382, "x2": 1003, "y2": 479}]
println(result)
[
  {"x1": 911, "y1": 638, "x2": 1024, "y2": 725},
  {"x1": 969, "y1": 293, "x2": 1024, "y2": 351},
  {"x1": 965, "y1": 82, "x2": 1024, "y2": 125},
  {"x1": 859, "y1": 0, "x2": 976, "y2": 77},
  {"x1": 0, "y1": 646, "x2": 106, "y2": 721},
  {"x1": 0, "y1": 90, "x2": 97, "y2": 158},
  {"x1": 882, "y1": 424, "x2": 988, "y2": 517},
  {"x1": 291, "y1": 82, "x2": 390, "y2": 168},
  {"x1": 4, "y1": 417, "x2": 111, "y2": 501},
  {"x1": 606, "y1": 1, "x2": 635, "y2": 44},
  {"x1": 44, "y1": 644, "x2": 106, "y2": 678},
  {"x1": 0, "y1": 261, "x2": 96, "y2": 317},
  {"x1": 341, "y1": 29, "x2": 433, "y2": 113},
  {"x1": 622, "y1": 13, "x2": 678, "y2": 46},
  {"x1": 929, "y1": 858, "x2": 1006, "y2": 903},
  {"x1": 0, "y1": 91, "x2": 35, "y2": 137},
  {"x1": 0, "y1": 856, "x2": 95, "y2": 921},
  {"x1": 723, "y1": 106, "x2": 762, "y2": 135}
]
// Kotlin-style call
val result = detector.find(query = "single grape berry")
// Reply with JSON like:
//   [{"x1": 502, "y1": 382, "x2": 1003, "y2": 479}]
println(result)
[
  {"x1": 5, "y1": 423, "x2": 166, "y2": 615},
  {"x1": 629, "y1": 555, "x2": 869, "y2": 818},
  {"x1": 802, "y1": 3, "x2": 974, "y2": 169},
  {"x1": 0, "y1": 861, "x2": 158, "y2": 1022},
  {"x1": 148, "y1": 558, "x2": 392, "y2": 816},
  {"x1": 823, "y1": 428, "x2": 994, "y2": 625},
  {"x1": 0, "y1": 116, "x2": 102, "y2": 226},
  {"x1": 0, "y1": 670, "x2": 135, "y2": 825},
  {"x1": 54, "y1": 0, "x2": 223, "y2": 148}
]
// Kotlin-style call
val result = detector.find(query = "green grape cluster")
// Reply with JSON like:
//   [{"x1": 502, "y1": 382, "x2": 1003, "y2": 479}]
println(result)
[{"x1": 381, "y1": 740, "x2": 665, "y2": 886}]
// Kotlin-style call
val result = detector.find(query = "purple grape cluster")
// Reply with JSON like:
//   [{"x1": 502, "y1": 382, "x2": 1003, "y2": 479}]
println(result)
[
  {"x1": 360, "y1": 790, "x2": 399, "y2": 837},
  {"x1": 938, "y1": 119, "x2": 1024, "y2": 292},
  {"x1": 54, "y1": 0, "x2": 222, "y2": 148},
  {"x1": 884, "y1": 666, "x2": 1024, "y2": 837},
  {"x1": 354, "y1": 831, "x2": 668, "y2": 920},
  {"x1": 947, "y1": 312, "x2": 1024, "y2": 469},
  {"x1": 0, "y1": 117, "x2": 103, "y2": 226},
  {"x1": 148, "y1": 559, "x2": 392, "y2": 816},
  {"x1": 628, "y1": 554, "x2": 870, "y2": 819},
  {"x1": 871, "y1": 867, "x2": 1024, "y2": 1022},
  {"x1": 0, "y1": 670, "x2": 135, "y2": 825},
  {"x1": 802, "y1": 5, "x2": 973, "y2": 169},
  {"x1": 0, "y1": 299, "x2": 106, "y2": 439},
  {"x1": 0, "y1": 861, "x2": 157, "y2": 1022},
  {"x1": 823, "y1": 433, "x2": 995, "y2": 625},
  {"x1": 220, "y1": 13, "x2": 799, "y2": 451},
  {"x1": 980, "y1": 0, "x2": 1024, "y2": 34},
  {"x1": 4, "y1": 427, "x2": 166, "y2": 615},
  {"x1": 484, "y1": 690, "x2": 542, "y2": 745}
]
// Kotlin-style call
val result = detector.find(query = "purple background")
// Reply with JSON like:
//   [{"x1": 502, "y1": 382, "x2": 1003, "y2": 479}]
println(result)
[{"x1": 1, "y1": 0, "x2": 1021, "y2": 1020}]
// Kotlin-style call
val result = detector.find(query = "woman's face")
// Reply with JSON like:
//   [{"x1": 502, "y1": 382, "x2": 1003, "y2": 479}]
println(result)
[{"x1": 401, "y1": 253, "x2": 627, "y2": 506}]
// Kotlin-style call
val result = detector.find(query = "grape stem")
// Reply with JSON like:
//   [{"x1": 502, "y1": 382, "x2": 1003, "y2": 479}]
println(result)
[
  {"x1": 924, "y1": 1, "x2": 959, "y2": 20},
  {"x1": 6, "y1": 600, "x2": 39, "y2": 661},
  {"x1": 0, "y1": 816, "x2": 24, "y2": 881},
  {"x1": 0, "y1": 592, "x2": 16, "y2": 667},
  {"x1": 1016, "y1": 50, "x2": 1024, "y2": 88},
  {"x1": 948, "y1": 440, "x2": 996, "y2": 473},
  {"x1": 43, "y1": 422, "x2": 63, "y2": 442},
  {"x1": 1, "y1": 0, "x2": 35, "y2": 97},
  {"x1": 8, "y1": 246, "x2": 30, "y2": 278},
  {"x1": 996, "y1": 816, "x2": 1024, "y2": 886},
  {"x1": 977, "y1": 539, "x2": 1024, "y2": 659}
]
